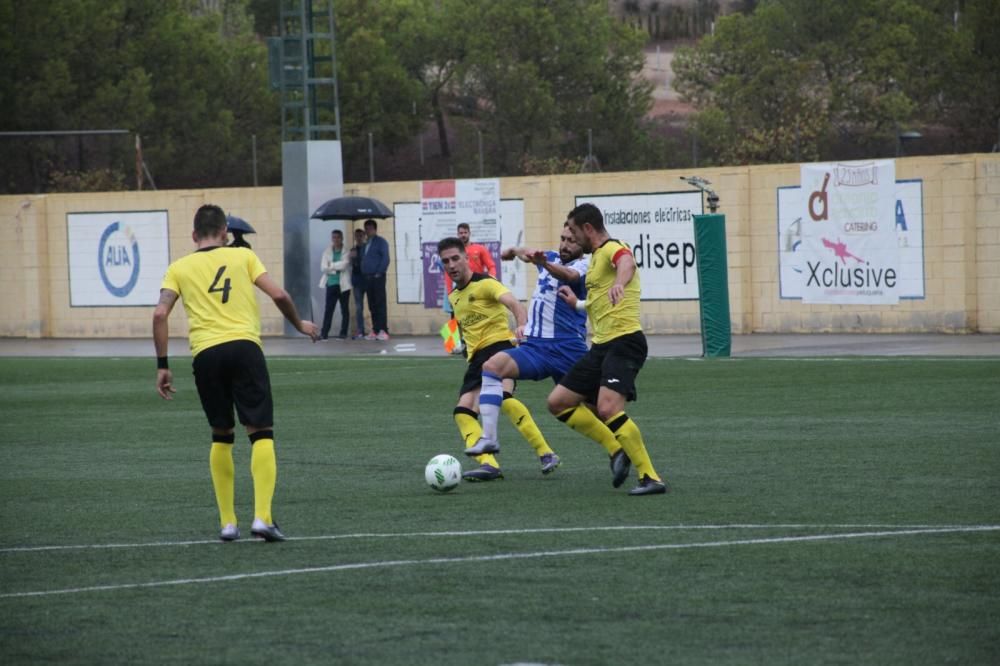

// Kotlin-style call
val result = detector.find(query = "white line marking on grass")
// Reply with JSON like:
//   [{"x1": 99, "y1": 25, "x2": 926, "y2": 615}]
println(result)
[
  {"x1": 3, "y1": 526, "x2": 997, "y2": 599},
  {"x1": 0, "y1": 523, "x2": 981, "y2": 553},
  {"x1": 718, "y1": 357, "x2": 1000, "y2": 362}
]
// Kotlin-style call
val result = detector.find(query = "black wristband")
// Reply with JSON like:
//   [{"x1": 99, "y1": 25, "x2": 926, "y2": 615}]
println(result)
[{"x1": 157, "y1": 356, "x2": 169, "y2": 370}]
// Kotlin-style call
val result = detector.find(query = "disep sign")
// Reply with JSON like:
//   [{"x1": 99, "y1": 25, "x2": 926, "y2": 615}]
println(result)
[{"x1": 575, "y1": 191, "x2": 703, "y2": 300}]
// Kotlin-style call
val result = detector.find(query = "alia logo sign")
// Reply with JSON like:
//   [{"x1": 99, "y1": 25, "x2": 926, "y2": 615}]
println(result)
[
  {"x1": 68, "y1": 211, "x2": 170, "y2": 307},
  {"x1": 98, "y1": 221, "x2": 141, "y2": 297}
]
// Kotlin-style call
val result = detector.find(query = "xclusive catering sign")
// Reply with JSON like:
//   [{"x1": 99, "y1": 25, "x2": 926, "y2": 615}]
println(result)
[{"x1": 797, "y1": 160, "x2": 900, "y2": 304}]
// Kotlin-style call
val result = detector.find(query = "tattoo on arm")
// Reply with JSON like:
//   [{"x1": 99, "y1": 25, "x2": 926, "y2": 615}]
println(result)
[{"x1": 158, "y1": 289, "x2": 178, "y2": 308}]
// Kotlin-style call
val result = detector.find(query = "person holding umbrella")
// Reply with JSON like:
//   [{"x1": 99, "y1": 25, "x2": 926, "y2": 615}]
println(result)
[
  {"x1": 349, "y1": 228, "x2": 368, "y2": 339},
  {"x1": 226, "y1": 215, "x2": 255, "y2": 249},
  {"x1": 361, "y1": 219, "x2": 391, "y2": 341},
  {"x1": 310, "y1": 196, "x2": 394, "y2": 341}
]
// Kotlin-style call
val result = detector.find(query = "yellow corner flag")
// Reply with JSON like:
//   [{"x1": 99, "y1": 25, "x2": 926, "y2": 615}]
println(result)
[{"x1": 440, "y1": 318, "x2": 461, "y2": 353}]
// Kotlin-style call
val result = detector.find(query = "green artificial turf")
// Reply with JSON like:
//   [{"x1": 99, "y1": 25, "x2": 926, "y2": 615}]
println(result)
[{"x1": 1, "y1": 355, "x2": 997, "y2": 664}]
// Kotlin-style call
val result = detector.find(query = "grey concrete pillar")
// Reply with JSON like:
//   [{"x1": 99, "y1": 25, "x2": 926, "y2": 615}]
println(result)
[{"x1": 281, "y1": 140, "x2": 343, "y2": 335}]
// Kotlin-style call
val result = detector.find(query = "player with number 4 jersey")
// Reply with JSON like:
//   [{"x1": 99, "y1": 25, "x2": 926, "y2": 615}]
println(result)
[
  {"x1": 161, "y1": 244, "x2": 268, "y2": 356},
  {"x1": 154, "y1": 204, "x2": 318, "y2": 543}
]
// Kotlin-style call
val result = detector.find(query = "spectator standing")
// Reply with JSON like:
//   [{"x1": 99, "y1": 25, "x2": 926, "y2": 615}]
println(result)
[
  {"x1": 361, "y1": 219, "x2": 390, "y2": 341},
  {"x1": 350, "y1": 228, "x2": 368, "y2": 339},
  {"x1": 317, "y1": 229, "x2": 352, "y2": 340}
]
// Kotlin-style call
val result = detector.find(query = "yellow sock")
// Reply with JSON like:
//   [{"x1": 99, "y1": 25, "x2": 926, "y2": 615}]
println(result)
[
  {"x1": 209, "y1": 441, "x2": 237, "y2": 527},
  {"x1": 250, "y1": 435, "x2": 277, "y2": 524},
  {"x1": 604, "y1": 412, "x2": 660, "y2": 482},
  {"x1": 502, "y1": 397, "x2": 553, "y2": 456},
  {"x1": 454, "y1": 408, "x2": 499, "y2": 468},
  {"x1": 556, "y1": 406, "x2": 622, "y2": 456}
]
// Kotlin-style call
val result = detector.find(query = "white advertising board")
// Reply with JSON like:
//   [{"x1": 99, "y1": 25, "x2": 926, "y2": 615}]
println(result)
[
  {"x1": 68, "y1": 211, "x2": 171, "y2": 306},
  {"x1": 798, "y1": 160, "x2": 899, "y2": 304},
  {"x1": 394, "y1": 199, "x2": 527, "y2": 305},
  {"x1": 575, "y1": 191, "x2": 704, "y2": 300},
  {"x1": 778, "y1": 180, "x2": 924, "y2": 300}
]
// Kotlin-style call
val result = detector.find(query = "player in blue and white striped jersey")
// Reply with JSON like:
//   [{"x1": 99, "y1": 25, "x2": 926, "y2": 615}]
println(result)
[{"x1": 466, "y1": 222, "x2": 626, "y2": 473}]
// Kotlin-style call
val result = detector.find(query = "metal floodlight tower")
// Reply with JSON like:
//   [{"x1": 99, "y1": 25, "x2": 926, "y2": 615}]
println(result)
[
  {"x1": 272, "y1": 0, "x2": 346, "y2": 335},
  {"x1": 275, "y1": 0, "x2": 341, "y2": 141},
  {"x1": 680, "y1": 175, "x2": 720, "y2": 213}
]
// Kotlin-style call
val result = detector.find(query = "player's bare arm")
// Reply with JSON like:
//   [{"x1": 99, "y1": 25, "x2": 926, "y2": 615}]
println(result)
[
  {"x1": 254, "y1": 272, "x2": 320, "y2": 341},
  {"x1": 505, "y1": 246, "x2": 582, "y2": 284},
  {"x1": 502, "y1": 246, "x2": 535, "y2": 262},
  {"x1": 609, "y1": 252, "x2": 637, "y2": 305},
  {"x1": 498, "y1": 291, "x2": 528, "y2": 341},
  {"x1": 504, "y1": 246, "x2": 553, "y2": 269},
  {"x1": 536, "y1": 256, "x2": 581, "y2": 284},
  {"x1": 153, "y1": 288, "x2": 179, "y2": 400}
]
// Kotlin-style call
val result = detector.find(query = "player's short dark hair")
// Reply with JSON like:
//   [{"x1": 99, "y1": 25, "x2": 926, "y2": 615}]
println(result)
[
  {"x1": 194, "y1": 204, "x2": 227, "y2": 239},
  {"x1": 437, "y1": 237, "x2": 466, "y2": 255},
  {"x1": 568, "y1": 203, "x2": 604, "y2": 233},
  {"x1": 457, "y1": 222, "x2": 470, "y2": 232}
]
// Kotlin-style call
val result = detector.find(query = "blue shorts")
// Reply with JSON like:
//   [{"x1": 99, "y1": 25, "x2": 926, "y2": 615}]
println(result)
[{"x1": 507, "y1": 337, "x2": 589, "y2": 383}]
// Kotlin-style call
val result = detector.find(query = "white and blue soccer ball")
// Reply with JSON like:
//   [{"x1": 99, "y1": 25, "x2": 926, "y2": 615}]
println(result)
[{"x1": 425, "y1": 454, "x2": 461, "y2": 492}]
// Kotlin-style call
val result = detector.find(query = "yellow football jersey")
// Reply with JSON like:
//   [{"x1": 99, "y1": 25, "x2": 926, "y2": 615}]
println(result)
[
  {"x1": 586, "y1": 239, "x2": 642, "y2": 344},
  {"x1": 161, "y1": 246, "x2": 267, "y2": 356},
  {"x1": 448, "y1": 273, "x2": 514, "y2": 359}
]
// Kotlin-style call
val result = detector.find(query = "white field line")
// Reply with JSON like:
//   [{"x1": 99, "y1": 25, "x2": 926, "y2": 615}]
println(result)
[
  {"x1": 2, "y1": 525, "x2": 997, "y2": 599},
  {"x1": 0, "y1": 523, "x2": 983, "y2": 554},
  {"x1": 680, "y1": 357, "x2": 1000, "y2": 362}
]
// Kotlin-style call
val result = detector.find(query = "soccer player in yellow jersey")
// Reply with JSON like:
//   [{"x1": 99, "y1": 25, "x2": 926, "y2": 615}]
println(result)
[
  {"x1": 438, "y1": 237, "x2": 555, "y2": 481},
  {"x1": 547, "y1": 203, "x2": 669, "y2": 495},
  {"x1": 153, "y1": 204, "x2": 319, "y2": 541}
]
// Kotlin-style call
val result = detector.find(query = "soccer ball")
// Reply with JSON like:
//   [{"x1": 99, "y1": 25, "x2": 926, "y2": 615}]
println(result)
[{"x1": 425, "y1": 454, "x2": 461, "y2": 492}]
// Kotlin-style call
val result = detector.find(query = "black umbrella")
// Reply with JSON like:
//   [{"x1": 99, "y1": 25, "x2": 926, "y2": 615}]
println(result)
[
  {"x1": 312, "y1": 196, "x2": 393, "y2": 220},
  {"x1": 226, "y1": 215, "x2": 256, "y2": 234},
  {"x1": 226, "y1": 215, "x2": 256, "y2": 249}
]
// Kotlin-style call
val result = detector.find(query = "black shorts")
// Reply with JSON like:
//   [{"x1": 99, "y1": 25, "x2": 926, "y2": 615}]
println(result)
[
  {"x1": 558, "y1": 331, "x2": 648, "y2": 402},
  {"x1": 192, "y1": 339, "x2": 274, "y2": 429},
  {"x1": 459, "y1": 340, "x2": 516, "y2": 397}
]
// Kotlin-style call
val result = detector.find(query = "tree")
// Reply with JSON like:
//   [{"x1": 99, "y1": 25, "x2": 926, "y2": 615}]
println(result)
[
  {"x1": 943, "y1": 0, "x2": 1000, "y2": 151},
  {"x1": 332, "y1": 0, "x2": 426, "y2": 180},
  {"x1": 332, "y1": 0, "x2": 654, "y2": 178},
  {"x1": 0, "y1": 0, "x2": 279, "y2": 193},
  {"x1": 0, "y1": 0, "x2": 661, "y2": 190},
  {"x1": 0, "y1": 0, "x2": 154, "y2": 191},
  {"x1": 672, "y1": 0, "x2": 986, "y2": 164},
  {"x1": 454, "y1": 0, "x2": 652, "y2": 174}
]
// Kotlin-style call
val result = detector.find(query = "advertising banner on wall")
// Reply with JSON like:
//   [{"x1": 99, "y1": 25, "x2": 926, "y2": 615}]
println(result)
[
  {"x1": 575, "y1": 190, "x2": 704, "y2": 300},
  {"x1": 68, "y1": 211, "x2": 170, "y2": 306},
  {"x1": 778, "y1": 179, "x2": 924, "y2": 300},
  {"x1": 421, "y1": 178, "x2": 501, "y2": 242},
  {"x1": 797, "y1": 160, "x2": 900, "y2": 304},
  {"x1": 395, "y1": 200, "x2": 526, "y2": 306}
]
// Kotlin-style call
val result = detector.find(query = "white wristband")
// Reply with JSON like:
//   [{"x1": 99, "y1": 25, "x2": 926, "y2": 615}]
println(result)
[{"x1": 574, "y1": 299, "x2": 587, "y2": 313}]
